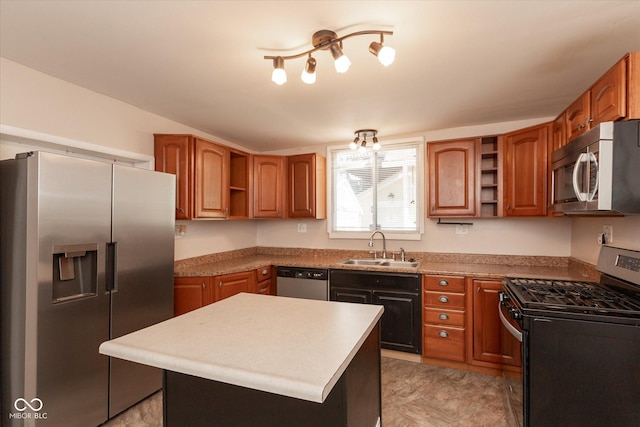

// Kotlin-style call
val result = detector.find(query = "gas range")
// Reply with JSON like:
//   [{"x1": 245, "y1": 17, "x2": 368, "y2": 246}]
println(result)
[
  {"x1": 499, "y1": 246, "x2": 640, "y2": 427},
  {"x1": 504, "y1": 277, "x2": 640, "y2": 323},
  {"x1": 503, "y1": 246, "x2": 640, "y2": 326}
]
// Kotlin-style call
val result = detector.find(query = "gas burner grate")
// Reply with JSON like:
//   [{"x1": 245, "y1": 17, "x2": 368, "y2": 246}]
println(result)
[{"x1": 506, "y1": 278, "x2": 640, "y2": 314}]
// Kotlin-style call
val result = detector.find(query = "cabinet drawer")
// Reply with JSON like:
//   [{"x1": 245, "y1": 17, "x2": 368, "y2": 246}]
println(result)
[
  {"x1": 425, "y1": 275, "x2": 465, "y2": 292},
  {"x1": 423, "y1": 325, "x2": 466, "y2": 362},
  {"x1": 425, "y1": 307, "x2": 465, "y2": 327},
  {"x1": 256, "y1": 266, "x2": 273, "y2": 281},
  {"x1": 425, "y1": 290, "x2": 465, "y2": 309}
]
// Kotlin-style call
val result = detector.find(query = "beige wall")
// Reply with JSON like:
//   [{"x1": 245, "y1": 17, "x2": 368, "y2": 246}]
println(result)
[
  {"x1": 571, "y1": 217, "x2": 640, "y2": 264},
  {"x1": 2, "y1": 58, "x2": 637, "y2": 264}
]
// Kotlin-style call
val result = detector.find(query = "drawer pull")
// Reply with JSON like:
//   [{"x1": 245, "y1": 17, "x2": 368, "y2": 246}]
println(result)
[
  {"x1": 261, "y1": 269, "x2": 269, "y2": 275},
  {"x1": 438, "y1": 295, "x2": 449, "y2": 303},
  {"x1": 438, "y1": 313, "x2": 449, "y2": 321},
  {"x1": 438, "y1": 330, "x2": 449, "y2": 338},
  {"x1": 438, "y1": 279, "x2": 449, "y2": 286}
]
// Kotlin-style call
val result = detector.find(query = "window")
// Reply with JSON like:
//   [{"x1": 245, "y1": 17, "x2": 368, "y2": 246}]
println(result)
[{"x1": 328, "y1": 139, "x2": 423, "y2": 239}]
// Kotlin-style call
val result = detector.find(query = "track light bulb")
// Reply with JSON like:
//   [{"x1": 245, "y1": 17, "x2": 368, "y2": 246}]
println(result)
[
  {"x1": 329, "y1": 43, "x2": 351, "y2": 73},
  {"x1": 372, "y1": 136, "x2": 381, "y2": 150},
  {"x1": 271, "y1": 57, "x2": 287, "y2": 85},
  {"x1": 350, "y1": 136, "x2": 359, "y2": 150},
  {"x1": 369, "y1": 42, "x2": 395, "y2": 67},
  {"x1": 301, "y1": 57, "x2": 317, "y2": 84}
]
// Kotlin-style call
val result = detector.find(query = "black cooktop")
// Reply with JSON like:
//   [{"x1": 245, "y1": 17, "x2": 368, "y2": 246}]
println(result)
[{"x1": 505, "y1": 277, "x2": 640, "y2": 317}]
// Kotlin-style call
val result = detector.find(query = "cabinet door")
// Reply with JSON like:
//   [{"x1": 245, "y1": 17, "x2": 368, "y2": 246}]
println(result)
[
  {"x1": 504, "y1": 123, "x2": 549, "y2": 216},
  {"x1": 565, "y1": 92, "x2": 590, "y2": 141},
  {"x1": 374, "y1": 291, "x2": 421, "y2": 353},
  {"x1": 194, "y1": 138, "x2": 229, "y2": 218},
  {"x1": 213, "y1": 271, "x2": 256, "y2": 302},
  {"x1": 288, "y1": 153, "x2": 326, "y2": 219},
  {"x1": 590, "y1": 58, "x2": 627, "y2": 126},
  {"x1": 154, "y1": 134, "x2": 192, "y2": 219},
  {"x1": 174, "y1": 277, "x2": 213, "y2": 316},
  {"x1": 472, "y1": 280, "x2": 521, "y2": 367},
  {"x1": 253, "y1": 155, "x2": 285, "y2": 218},
  {"x1": 428, "y1": 139, "x2": 477, "y2": 217},
  {"x1": 551, "y1": 113, "x2": 566, "y2": 152}
]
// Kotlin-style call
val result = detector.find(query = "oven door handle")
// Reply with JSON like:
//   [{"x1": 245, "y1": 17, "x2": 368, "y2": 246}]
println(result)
[{"x1": 499, "y1": 301, "x2": 523, "y2": 343}]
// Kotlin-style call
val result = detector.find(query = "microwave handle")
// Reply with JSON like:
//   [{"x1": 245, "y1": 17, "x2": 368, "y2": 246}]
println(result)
[
  {"x1": 587, "y1": 152, "x2": 599, "y2": 202},
  {"x1": 572, "y1": 152, "x2": 588, "y2": 202}
]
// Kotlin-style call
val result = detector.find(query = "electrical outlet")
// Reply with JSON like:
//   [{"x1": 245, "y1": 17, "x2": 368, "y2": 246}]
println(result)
[
  {"x1": 455, "y1": 224, "x2": 469, "y2": 235},
  {"x1": 175, "y1": 224, "x2": 186, "y2": 238},
  {"x1": 297, "y1": 223, "x2": 307, "y2": 233},
  {"x1": 603, "y1": 225, "x2": 613, "y2": 243}
]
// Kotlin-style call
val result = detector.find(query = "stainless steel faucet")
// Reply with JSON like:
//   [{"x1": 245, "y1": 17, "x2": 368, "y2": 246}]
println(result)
[{"x1": 368, "y1": 231, "x2": 387, "y2": 259}]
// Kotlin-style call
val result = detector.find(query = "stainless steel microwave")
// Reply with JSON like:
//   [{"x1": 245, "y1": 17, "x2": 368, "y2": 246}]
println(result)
[{"x1": 550, "y1": 120, "x2": 640, "y2": 215}]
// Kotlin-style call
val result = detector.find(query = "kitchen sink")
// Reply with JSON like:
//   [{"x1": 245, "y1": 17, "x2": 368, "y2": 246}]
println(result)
[{"x1": 337, "y1": 259, "x2": 420, "y2": 268}]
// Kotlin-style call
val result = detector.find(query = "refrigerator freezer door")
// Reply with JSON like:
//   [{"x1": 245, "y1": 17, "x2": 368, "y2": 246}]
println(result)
[
  {"x1": 20, "y1": 152, "x2": 111, "y2": 427},
  {"x1": 108, "y1": 164, "x2": 175, "y2": 417}
]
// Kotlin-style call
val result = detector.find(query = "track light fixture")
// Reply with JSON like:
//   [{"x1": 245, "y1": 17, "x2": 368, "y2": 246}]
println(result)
[
  {"x1": 265, "y1": 29, "x2": 394, "y2": 85},
  {"x1": 351, "y1": 129, "x2": 380, "y2": 152}
]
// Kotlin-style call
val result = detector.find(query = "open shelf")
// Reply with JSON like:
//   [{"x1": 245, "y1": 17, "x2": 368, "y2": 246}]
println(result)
[{"x1": 479, "y1": 136, "x2": 502, "y2": 217}]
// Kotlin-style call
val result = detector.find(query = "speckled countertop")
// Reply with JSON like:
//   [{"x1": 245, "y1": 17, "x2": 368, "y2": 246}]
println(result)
[{"x1": 175, "y1": 247, "x2": 600, "y2": 282}]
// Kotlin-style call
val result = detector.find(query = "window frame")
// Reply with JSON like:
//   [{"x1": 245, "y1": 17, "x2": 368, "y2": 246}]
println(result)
[{"x1": 326, "y1": 137, "x2": 425, "y2": 240}]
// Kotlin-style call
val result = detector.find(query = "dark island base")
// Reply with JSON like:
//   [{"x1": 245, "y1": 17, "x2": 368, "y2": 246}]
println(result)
[{"x1": 163, "y1": 324, "x2": 381, "y2": 427}]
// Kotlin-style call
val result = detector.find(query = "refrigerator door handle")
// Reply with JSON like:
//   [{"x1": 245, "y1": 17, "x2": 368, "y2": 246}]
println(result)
[{"x1": 106, "y1": 242, "x2": 118, "y2": 292}]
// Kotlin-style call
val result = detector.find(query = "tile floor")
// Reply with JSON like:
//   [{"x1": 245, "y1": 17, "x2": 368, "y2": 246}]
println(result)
[{"x1": 103, "y1": 357, "x2": 523, "y2": 426}]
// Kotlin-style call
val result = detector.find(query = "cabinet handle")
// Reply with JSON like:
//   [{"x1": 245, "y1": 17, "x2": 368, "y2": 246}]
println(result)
[
  {"x1": 219, "y1": 282, "x2": 222, "y2": 288},
  {"x1": 577, "y1": 123, "x2": 585, "y2": 131},
  {"x1": 202, "y1": 282, "x2": 205, "y2": 289},
  {"x1": 261, "y1": 269, "x2": 269, "y2": 275},
  {"x1": 259, "y1": 287, "x2": 267, "y2": 294},
  {"x1": 438, "y1": 279, "x2": 449, "y2": 286},
  {"x1": 438, "y1": 313, "x2": 449, "y2": 321},
  {"x1": 438, "y1": 330, "x2": 449, "y2": 338},
  {"x1": 438, "y1": 295, "x2": 449, "y2": 303},
  {"x1": 177, "y1": 208, "x2": 185, "y2": 213},
  {"x1": 309, "y1": 208, "x2": 312, "y2": 214}
]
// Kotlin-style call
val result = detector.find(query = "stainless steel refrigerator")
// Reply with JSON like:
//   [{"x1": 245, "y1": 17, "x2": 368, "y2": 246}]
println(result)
[{"x1": 1, "y1": 151, "x2": 175, "y2": 426}]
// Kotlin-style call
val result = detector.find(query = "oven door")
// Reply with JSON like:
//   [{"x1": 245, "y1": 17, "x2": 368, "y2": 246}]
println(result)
[
  {"x1": 551, "y1": 149, "x2": 588, "y2": 212},
  {"x1": 498, "y1": 292, "x2": 523, "y2": 343}
]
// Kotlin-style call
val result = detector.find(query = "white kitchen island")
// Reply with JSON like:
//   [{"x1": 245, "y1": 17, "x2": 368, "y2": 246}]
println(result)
[{"x1": 99, "y1": 292, "x2": 384, "y2": 426}]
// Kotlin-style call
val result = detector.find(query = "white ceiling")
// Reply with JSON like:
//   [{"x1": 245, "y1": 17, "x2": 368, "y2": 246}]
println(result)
[{"x1": 1, "y1": 1, "x2": 639, "y2": 152}]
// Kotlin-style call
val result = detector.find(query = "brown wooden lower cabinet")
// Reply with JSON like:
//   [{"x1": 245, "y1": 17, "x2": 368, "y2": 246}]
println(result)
[
  {"x1": 174, "y1": 276, "x2": 214, "y2": 317},
  {"x1": 174, "y1": 268, "x2": 272, "y2": 316},
  {"x1": 422, "y1": 275, "x2": 467, "y2": 363},
  {"x1": 470, "y1": 279, "x2": 522, "y2": 370},
  {"x1": 214, "y1": 271, "x2": 256, "y2": 301},
  {"x1": 422, "y1": 275, "x2": 522, "y2": 376},
  {"x1": 256, "y1": 266, "x2": 275, "y2": 295}
]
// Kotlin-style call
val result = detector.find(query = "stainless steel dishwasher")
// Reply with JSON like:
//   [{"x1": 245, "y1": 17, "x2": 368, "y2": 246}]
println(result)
[{"x1": 276, "y1": 266, "x2": 329, "y2": 300}]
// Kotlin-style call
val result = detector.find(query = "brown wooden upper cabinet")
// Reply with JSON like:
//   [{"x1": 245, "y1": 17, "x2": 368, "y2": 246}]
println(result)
[
  {"x1": 154, "y1": 134, "x2": 250, "y2": 220},
  {"x1": 253, "y1": 155, "x2": 285, "y2": 218},
  {"x1": 427, "y1": 139, "x2": 477, "y2": 217},
  {"x1": 559, "y1": 52, "x2": 639, "y2": 146},
  {"x1": 287, "y1": 153, "x2": 326, "y2": 219},
  {"x1": 154, "y1": 134, "x2": 192, "y2": 220},
  {"x1": 503, "y1": 122, "x2": 550, "y2": 216},
  {"x1": 427, "y1": 137, "x2": 502, "y2": 218}
]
